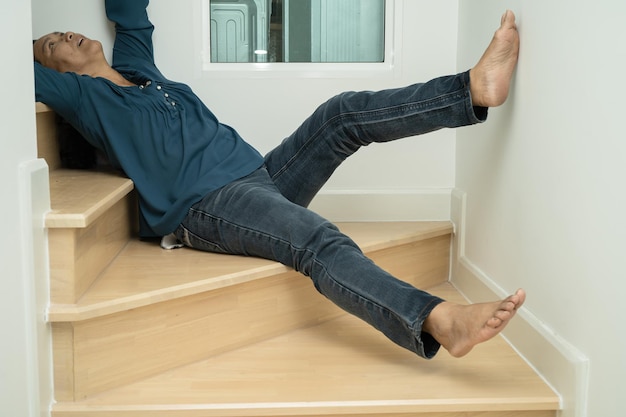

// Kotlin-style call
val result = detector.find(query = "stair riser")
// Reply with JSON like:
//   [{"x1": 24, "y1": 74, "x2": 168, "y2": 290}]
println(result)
[
  {"x1": 36, "y1": 109, "x2": 60, "y2": 169},
  {"x1": 53, "y1": 271, "x2": 343, "y2": 400},
  {"x1": 52, "y1": 323, "x2": 74, "y2": 402},
  {"x1": 52, "y1": 236, "x2": 450, "y2": 400},
  {"x1": 49, "y1": 196, "x2": 136, "y2": 304}
]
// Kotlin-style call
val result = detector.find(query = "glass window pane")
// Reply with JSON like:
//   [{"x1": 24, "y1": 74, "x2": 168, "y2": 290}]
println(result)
[{"x1": 209, "y1": 0, "x2": 385, "y2": 63}]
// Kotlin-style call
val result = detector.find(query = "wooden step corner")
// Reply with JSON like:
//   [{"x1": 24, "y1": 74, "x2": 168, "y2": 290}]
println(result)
[
  {"x1": 46, "y1": 169, "x2": 134, "y2": 229},
  {"x1": 46, "y1": 169, "x2": 136, "y2": 304}
]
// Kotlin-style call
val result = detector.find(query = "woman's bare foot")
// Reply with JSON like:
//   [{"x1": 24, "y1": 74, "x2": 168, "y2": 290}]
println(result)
[
  {"x1": 469, "y1": 10, "x2": 520, "y2": 108},
  {"x1": 423, "y1": 289, "x2": 526, "y2": 357}
]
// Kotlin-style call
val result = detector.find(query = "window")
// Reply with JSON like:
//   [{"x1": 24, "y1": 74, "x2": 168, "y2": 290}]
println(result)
[{"x1": 208, "y1": 0, "x2": 386, "y2": 63}]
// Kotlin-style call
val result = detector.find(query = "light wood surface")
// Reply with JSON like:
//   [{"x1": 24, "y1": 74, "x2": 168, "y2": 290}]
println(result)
[
  {"x1": 51, "y1": 409, "x2": 555, "y2": 417},
  {"x1": 50, "y1": 225, "x2": 452, "y2": 398},
  {"x1": 49, "y1": 196, "x2": 136, "y2": 304},
  {"x1": 48, "y1": 222, "x2": 452, "y2": 322},
  {"x1": 52, "y1": 323, "x2": 75, "y2": 402},
  {"x1": 46, "y1": 169, "x2": 134, "y2": 228},
  {"x1": 36, "y1": 102, "x2": 53, "y2": 113},
  {"x1": 37, "y1": 103, "x2": 557, "y2": 417},
  {"x1": 64, "y1": 271, "x2": 344, "y2": 399},
  {"x1": 36, "y1": 109, "x2": 61, "y2": 169},
  {"x1": 51, "y1": 284, "x2": 558, "y2": 417}
]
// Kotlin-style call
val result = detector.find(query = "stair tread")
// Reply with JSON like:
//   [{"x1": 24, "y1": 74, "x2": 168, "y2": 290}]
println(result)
[
  {"x1": 46, "y1": 169, "x2": 134, "y2": 228},
  {"x1": 53, "y1": 283, "x2": 559, "y2": 416},
  {"x1": 48, "y1": 221, "x2": 453, "y2": 322},
  {"x1": 37, "y1": 102, "x2": 53, "y2": 113}
]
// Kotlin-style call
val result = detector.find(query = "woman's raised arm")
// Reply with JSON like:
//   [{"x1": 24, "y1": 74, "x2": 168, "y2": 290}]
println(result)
[{"x1": 106, "y1": 0, "x2": 156, "y2": 69}]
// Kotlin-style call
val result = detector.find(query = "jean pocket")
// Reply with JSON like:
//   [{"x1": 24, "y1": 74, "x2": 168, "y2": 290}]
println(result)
[{"x1": 175, "y1": 224, "x2": 229, "y2": 254}]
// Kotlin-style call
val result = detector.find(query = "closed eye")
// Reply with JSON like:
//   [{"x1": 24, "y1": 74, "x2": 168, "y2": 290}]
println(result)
[
  {"x1": 41, "y1": 32, "x2": 63, "y2": 55},
  {"x1": 49, "y1": 33, "x2": 63, "y2": 50}
]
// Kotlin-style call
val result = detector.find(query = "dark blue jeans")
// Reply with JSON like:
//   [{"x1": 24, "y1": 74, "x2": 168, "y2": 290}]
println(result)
[{"x1": 175, "y1": 71, "x2": 487, "y2": 358}]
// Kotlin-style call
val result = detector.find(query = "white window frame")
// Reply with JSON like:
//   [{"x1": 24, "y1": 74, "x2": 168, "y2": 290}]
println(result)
[{"x1": 200, "y1": 0, "x2": 403, "y2": 79}]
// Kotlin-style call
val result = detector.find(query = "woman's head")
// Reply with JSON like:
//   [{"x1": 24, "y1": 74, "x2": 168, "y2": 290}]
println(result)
[{"x1": 33, "y1": 31, "x2": 105, "y2": 74}]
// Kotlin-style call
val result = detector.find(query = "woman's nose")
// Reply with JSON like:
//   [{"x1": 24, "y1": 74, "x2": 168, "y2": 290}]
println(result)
[{"x1": 64, "y1": 32, "x2": 75, "y2": 41}]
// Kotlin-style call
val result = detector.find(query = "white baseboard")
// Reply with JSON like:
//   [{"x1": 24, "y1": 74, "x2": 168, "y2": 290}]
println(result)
[
  {"x1": 308, "y1": 189, "x2": 452, "y2": 222},
  {"x1": 450, "y1": 189, "x2": 589, "y2": 417}
]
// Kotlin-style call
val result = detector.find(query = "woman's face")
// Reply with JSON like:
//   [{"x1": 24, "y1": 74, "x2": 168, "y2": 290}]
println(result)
[{"x1": 33, "y1": 31, "x2": 104, "y2": 74}]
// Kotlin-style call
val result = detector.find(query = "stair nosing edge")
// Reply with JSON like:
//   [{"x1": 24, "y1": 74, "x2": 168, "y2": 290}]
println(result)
[
  {"x1": 48, "y1": 262, "x2": 291, "y2": 322},
  {"x1": 45, "y1": 172, "x2": 134, "y2": 229},
  {"x1": 50, "y1": 396, "x2": 560, "y2": 415}
]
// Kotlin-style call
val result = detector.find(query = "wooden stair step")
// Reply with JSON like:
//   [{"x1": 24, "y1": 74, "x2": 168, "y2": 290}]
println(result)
[
  {"x1": 38, "y1": 102, "x2": 138, "y2": 304},
  {"x1": 36, "y1": 102, "x2": 61, "y2": 170},
  {"x1": 48, "y1": 221, "x2": 453, "y2": 322},
  {"x1": 50, "y1": 283, "x2": 559, "y2": 417},
  {"x1": 46, "y1": 169, "x2": 136, "y2": 304},
  {"x1": 48, "y1": 222, "x2": 454, "y2": 400},
  {"x1": 38, "y1": 105, "x2": 558, "y2": 417},
  {"x1": 38, "y1": 102, "x2": 134, "y2": 229},
  {"x1": 47, "y1": 169, "x2": 134, "y2": 229}
]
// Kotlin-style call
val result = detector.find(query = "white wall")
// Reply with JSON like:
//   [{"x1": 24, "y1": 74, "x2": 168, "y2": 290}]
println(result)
[
  {"x1": 455, "y1": 1, "x2": 626, "y2": 416},
  {"x1": 32, "y1": 0, "x2": 460, "y2": 220},
  {"x1": 1, "y1": 1, "x2": 52, "y2": 417}
]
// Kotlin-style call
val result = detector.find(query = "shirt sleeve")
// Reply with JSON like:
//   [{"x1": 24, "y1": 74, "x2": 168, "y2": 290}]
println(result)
[
  {"x1": 105, "y1": 0, "x2": 155, "y2": 70},
  {"x1": 33, "y1": 62, "x2": 81, "y2": 118}
]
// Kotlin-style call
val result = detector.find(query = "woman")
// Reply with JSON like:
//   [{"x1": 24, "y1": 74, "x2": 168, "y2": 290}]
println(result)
[{"x1": 34, "y1": 0, "x2": 524, "y2": 360}]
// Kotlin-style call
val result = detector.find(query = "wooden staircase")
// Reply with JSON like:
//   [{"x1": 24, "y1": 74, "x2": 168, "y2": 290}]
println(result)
[{"x1": 36, "y1": 103, "x2": 559, "y2": 417}]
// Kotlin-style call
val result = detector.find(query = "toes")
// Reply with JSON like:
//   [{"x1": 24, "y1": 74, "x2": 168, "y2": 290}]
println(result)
[
  {"x1": 500, "y1": 10, "x2": 516, "y2": 28},
  {"x1": 503, "y1": 291, "x2": 525, "y2": 312},
  {"x1": 501, "y1": 10, "x2": 509, "y2": 25},
  {"x1": 503, "y1": 299, "x2": 517, "y2": 311},
  {"x1": 486, "y1": 316, "x2": 503, "y2": 329},
  {"x1": 494, "y1": 309, "x2": 512, "y2": 322}
]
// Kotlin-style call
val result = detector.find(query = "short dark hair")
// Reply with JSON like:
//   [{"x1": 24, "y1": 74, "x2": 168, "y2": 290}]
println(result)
[{"x1": 33, "y1": 40, "x2": 40, "y2": 63}]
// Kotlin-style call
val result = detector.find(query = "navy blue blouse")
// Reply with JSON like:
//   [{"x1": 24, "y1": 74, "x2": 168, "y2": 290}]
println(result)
[{"x1": 34, "y1": 0, "x2": 264, "y2": 237}]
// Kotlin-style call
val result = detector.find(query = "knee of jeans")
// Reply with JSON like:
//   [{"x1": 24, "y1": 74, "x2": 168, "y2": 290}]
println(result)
[
  {"x1": 317, "y1": 91, "x2": 356, "y2": 120},
  {"x1": 293, "y1": 221, "x2": 361, "y2": 275}
]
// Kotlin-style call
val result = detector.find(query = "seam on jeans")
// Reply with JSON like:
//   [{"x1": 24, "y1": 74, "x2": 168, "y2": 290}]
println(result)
[
  {"x1": 181, "y1": 227, "x2": 192, "y2": 247},
  {"x1": 411, "y1": 297, "x2": 445, "y2": 358},
  {"x1": 187, "y1": 206, "x2": 400, "y2": 321},
  {"x1": 186, "y1": 204, "x2": 424, "y2": 353},
  {"x1": 309, "y1": 256, "x2": 417, "y2": 342},
  {"x1": 179, "y1": 214, "x2": 229, "y2": 253},
  {"x1": 185, "y1": 228, "x2": 228, "y2": 253},
  {"x1": 186, "y1": 206, "x2": 319, "y2": 259},
  {"x1": 412, "y1": 297, "x2": 445, "y2": 333},
  {"x1": 345, "y1": 91, "x2": 468, "y2": 124},
  {"x1": 270, "y1": 90, "x2": 467, "y2": 183}
]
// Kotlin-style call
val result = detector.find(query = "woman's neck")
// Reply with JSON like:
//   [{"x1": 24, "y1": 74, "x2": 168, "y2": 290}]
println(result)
[{"x1": 98, "y1": 68, "x2": 136, "y2": 87}]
